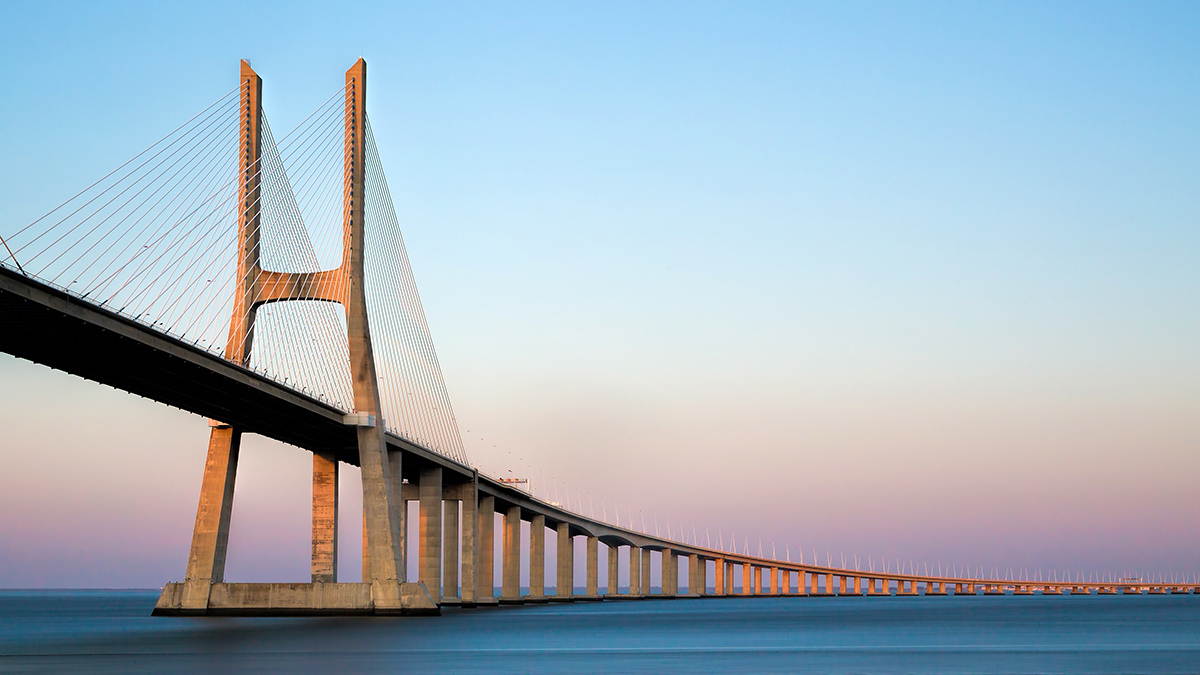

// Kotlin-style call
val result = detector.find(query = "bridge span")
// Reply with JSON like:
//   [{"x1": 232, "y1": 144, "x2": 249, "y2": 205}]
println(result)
[{"x1": 1, "y1": 59, "x2": 1194, "y2": 616}]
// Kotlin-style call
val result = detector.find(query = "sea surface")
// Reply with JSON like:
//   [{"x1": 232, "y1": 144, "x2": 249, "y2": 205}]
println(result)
[{"x1": 1, "y1": 590, "x2": 1198, "y2": 673}]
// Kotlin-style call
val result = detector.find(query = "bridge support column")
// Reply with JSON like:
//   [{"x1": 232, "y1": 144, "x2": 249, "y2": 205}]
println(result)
[
  {"x1": 641, "y1": 548, "x2": 652, "y2": 596},
  {"x1": 180, "y1": 426, "x2": 241, "y2": 610},
  {"x1": 556, "y1": 523, "x2": 573, "y2": 598},
  {"x1": 742, "y1": 564, "x2": 751, "y2": 595},
  {"x1": 310, "y1": 451, "x2": 338, "y2": 583},
  {"x1": 477, "y1": 495, "x2": 495, "y2": 601},
  {"x1": 530, "y1": 514, "x2": 546, "y2": 600},
  {"x1": 663, "y1": 550, "x2": 676, "y2": 596},
  {"x1": 443, "y1": 499, "x2": 459, "y2": 601},
  {"x1": 502, "y1": 506, "x2": 521, "y2": 601},
  {"x1": 810, "y1": 571, "x2": 819, "y2": 595},
  {"x1": 629, "y1": 547, "x2": 641, "y2": 596},
  {"x1": 688, "y1": 554, "x2": 699, "y2": 595},
  {"x1": 607, "y1": 544, "x2": 619, "y2": 596},
  {"x1": 770, "y1": 567, "x2": 778, "y2": 595},
  {"x1": 586, "y1": 536, "x2": 599, "y2": 597},
  {"x1": 753, "y1": 567, "x2": 762, "y2": 595},
  {"x1": 715, "y1": 558, "x2": 725, "y2": 596},
  {"x1": 459, "y1": 480, "x2": 478, "y2": 604},
  {"x1": 419, "y1": 467, "x2": 443, "y2": 603}
]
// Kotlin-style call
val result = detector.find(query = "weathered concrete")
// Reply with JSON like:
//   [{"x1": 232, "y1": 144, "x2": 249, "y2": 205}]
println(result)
[
  {"x1": 850, "y1": 576, "x2": 862, "y2": 596},
  {"x1": 443, "y1": 499, "x2": 459, "y2": 600},
  {"x1": 586, "y1": 536, "x2": 599, "y2": 596},
  {"x1": 530, "y1": 514, "x2": 546, "y2": 599},
  {"x1": 154, "y1": 581, "x2": 438, "y2": 616},
  {"x1": 502, "y1": 506, "x2": 521, "y2": 601},
  {"x1": 419, "y1": 467, "x2": 443, "y2": 603},
  {"x1": 663, "y1": 550, "x2": 676, "y2": 597},
  {"x1": 641, "y1": 547, "x2": 652, "y2": 596},
  {"x1": 180, "y1": 425, "x2": 241, "y2": 611},
  {"x1": 607, "y1": 544, "x2": 620, "y2": 596},
  {"x1": 310, "y1": 452, "x2": 339, "y2": 583},
  {"x1": 457, "y1": 481, "x2": 478, "y2": 604},
  {"x1": 629, "y1": 547, "x2": 641, "y2": 595},
  {"x1": 477, "y1": 495, "x2": 495, "y2": 601},
  {"x1": 556, "y1": 523, "x2": 573, "y2": 598},
  {"x1": 388, "y1": 450, "x2": 404, "y2": 582}
]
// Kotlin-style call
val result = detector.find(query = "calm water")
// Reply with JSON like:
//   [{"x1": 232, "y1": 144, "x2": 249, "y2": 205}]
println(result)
[{"x1": 1, "y1": 590, "x2": 1198, "y2": 673}]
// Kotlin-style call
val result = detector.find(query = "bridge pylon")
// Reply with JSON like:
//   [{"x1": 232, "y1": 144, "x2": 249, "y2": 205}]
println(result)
[{"x1": 154, "y1": 59, "x2": 436, "y2": 616}]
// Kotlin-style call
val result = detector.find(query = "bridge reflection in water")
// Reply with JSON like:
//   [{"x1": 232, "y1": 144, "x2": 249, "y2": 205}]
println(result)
[{"x1": 0, "y1": 60, "x2": 1194, "y2": 616}]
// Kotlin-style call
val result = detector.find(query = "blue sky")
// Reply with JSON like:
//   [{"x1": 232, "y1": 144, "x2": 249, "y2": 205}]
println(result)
[{"x1": 1, "y1": 1, "x2": 1197, "y2": 586}]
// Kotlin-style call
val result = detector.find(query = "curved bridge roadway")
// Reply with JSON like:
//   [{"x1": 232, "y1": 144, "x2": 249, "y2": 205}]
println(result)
[{"x1": 3, "y1": 265, "x2": 1195, "y2": 613}]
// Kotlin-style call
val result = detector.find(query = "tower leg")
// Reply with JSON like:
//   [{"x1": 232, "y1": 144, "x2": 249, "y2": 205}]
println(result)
[{"x1": 180, "y1": 426, "x2": 241, "y2": 611}]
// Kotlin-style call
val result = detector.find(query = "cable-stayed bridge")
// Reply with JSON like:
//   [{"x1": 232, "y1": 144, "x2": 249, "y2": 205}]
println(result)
[{"x1": 1, "y1": 60, "x2": 1194, "y2": 615}]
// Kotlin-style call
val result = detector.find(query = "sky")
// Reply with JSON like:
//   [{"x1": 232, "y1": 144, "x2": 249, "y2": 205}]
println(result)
[{"x1": 0, "y1": 0, "x2": 1197, "y2": 588}]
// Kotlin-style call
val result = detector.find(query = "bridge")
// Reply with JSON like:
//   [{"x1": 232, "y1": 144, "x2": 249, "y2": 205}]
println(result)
[{"x1": 1, "y1": 60, "x2": 1195, "y2": 616}]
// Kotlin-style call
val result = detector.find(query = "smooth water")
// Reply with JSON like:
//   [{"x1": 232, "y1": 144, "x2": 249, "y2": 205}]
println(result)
[{"x1": 1, "y1": 591, "x2": 1198, "y2": 673}]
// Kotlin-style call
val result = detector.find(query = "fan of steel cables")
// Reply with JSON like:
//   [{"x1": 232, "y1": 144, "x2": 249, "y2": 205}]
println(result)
[{"x1": 1, "y1": 79, "x2": 469, "y2": 465}]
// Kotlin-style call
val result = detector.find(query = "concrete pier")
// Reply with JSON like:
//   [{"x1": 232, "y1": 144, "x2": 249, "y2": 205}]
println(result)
[
  {"x1": 607, "y1": 544, "x2": 619, "y2": 596},
  {"x1": 556, "y1": 523, "x2": 573, "y2": 598},
  {"x1": 715, "y1": 558, "x2": 725, "y2": 596},
  {"x1": 477, "y1": 495, "x2": 495, "y2": 601},
  {"x1": 310, "y1": 451, "x2": 338, "y2": 583},
  {"x1": 629, "y1": 547, "x2": 641, "y2": 595},
  {"x1": 529, "y1": 514, "x2": 546, "y2": 600},
  {"x1": 442, "y1": 499, "x2": 459, "y2": 601},
  {"x1": 502, "y1": 506, "x2": 520, "y2": 601},
  {"x1": 668, "y1": 550, "x2": 679, "y2": 596},
  {"x1": 419, "y1": 467, "x2": 442, "y2": 603},
  {"x1": 641, "y1": 548, "x2": 652, "y2": 596},
  {"x1": 459, "y1": 482, "x2": 478, "y2": 604},
  {"x1": 586, "y1": 536, "x2": 599, "y2": 596}
]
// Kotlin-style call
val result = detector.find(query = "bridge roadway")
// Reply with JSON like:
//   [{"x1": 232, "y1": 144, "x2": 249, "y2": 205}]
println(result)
[{"x1": 3, "y1": 265, "x2": 1196, "y2": 613}]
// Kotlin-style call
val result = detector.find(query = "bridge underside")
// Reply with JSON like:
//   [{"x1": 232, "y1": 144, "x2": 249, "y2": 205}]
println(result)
[{"x1": 0, "y1": 266, "x2": 360, "y2": 462}]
